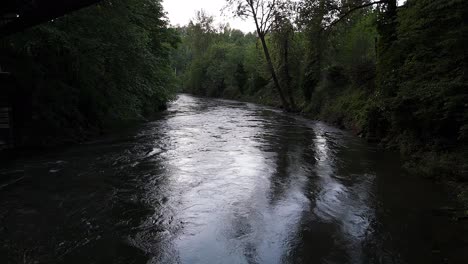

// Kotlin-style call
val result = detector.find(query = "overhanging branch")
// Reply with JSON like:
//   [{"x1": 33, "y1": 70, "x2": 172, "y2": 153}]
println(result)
[{"x1": 325, "y1": 0, "x2": 385, "y2": 30}]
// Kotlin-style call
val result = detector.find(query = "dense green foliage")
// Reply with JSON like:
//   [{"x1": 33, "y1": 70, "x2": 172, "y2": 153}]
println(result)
[
  {"x1": 173, "y1": 0, "x2": 467, "y2": 178},
  {"x1": 0, "y1": 0, "x2": 465, "y2": 177},
  {"x1": 0, "y1": 0, "x2": 177, "y2": 145},
  {"x1": 172, "y1": 11, "x2": 257, "y2": 99},
  {"x1": 376, "y1": 0, "x2": 467, "y2": 177}
]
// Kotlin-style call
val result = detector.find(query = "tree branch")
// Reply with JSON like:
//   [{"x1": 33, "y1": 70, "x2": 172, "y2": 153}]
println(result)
[
  {"x1": 325, "y1": 0, "x2": 385, "y2": 30},
  {"x1": 262, "y1": 0, "x2": 275, "y2": 32}
]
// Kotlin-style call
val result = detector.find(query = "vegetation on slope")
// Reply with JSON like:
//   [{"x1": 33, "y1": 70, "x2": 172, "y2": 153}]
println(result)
[
  {"x1": 0, "y1": 0, "x2": 465, "y2": 179},
  {"x1": 172, "y1": 0, "x2": 467, "y2": 179},
  {"x1": 0, "y1": 0, "x2": 178, "y2": 146}
]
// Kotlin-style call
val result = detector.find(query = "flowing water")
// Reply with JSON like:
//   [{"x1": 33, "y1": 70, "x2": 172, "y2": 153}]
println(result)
[{"x1": 0, "y1": 94, "x2": 466, "y2": 263}]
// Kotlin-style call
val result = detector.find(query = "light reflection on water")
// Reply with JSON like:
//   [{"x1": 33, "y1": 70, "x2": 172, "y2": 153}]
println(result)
[
  {"x1": 0, "y1": 94, "x2": 462, "y2": 264},
  {"x1": 134, "y1": 95, "x2": 382, "y2": 263}
]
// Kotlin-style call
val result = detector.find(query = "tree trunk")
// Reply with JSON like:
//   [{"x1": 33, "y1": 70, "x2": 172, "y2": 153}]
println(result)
[
  {"x1": 376, "y1": 0, "x2": 399, "y2": 96},
  {"x1": 386, "y1": 0, "x2": 397, "y2": 42},
  {"x1": 386, "y1": 0, "x2": 397, "y2": 19},
  {"x1": 283, "y1": 37, "x2": 296, "y2": 110},
  {"x1": 248, "y1": 2, "x2": 290, "y2": 111},
  {"x1": 258, "y1": 34, "x2": 290, "y2": 111},
  {"x1": 380, "y1": 0, "x2": 398, "y2": 44}
]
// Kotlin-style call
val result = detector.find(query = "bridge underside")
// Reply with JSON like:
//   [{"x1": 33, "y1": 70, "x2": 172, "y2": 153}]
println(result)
[
  {"x1": 0, "y1": 1, "x2": 103, "y2": 148},
  {"x1": 1, "y1": 0, "x2": 102, "y2": 37}
]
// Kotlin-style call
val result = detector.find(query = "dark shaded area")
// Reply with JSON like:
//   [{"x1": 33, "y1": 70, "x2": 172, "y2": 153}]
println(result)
[
  {"x1": 0, "y1": 72, "x2": 14, "y2": 148},
  {"x1": 0, "y1": 0, "x2": 102, "y2": 37},
  {"x1": 0, "y1": 0, "x2": 178, "y2": 147}
]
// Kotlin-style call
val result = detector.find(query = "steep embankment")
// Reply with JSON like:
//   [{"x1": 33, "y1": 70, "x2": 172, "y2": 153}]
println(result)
[{"x1": 0, "y1": 0, "x2": 177, "y2": 147}]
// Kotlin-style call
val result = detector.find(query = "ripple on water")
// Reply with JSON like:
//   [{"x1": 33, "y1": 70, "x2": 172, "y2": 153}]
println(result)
[{"x1": 0, "y1": 94, "x2": 461, "y2": 264}]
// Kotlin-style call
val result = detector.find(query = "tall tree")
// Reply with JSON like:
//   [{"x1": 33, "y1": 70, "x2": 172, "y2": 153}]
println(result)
[
  {"x1": 226, "y1": 0, "x2": 291, "y2": 110},
  {"x1": 298, "y1": 0, "x2": 330, "y2": 102},
  {"x1": 272, "y1": 14, "x2": 296, "y2": 109}
]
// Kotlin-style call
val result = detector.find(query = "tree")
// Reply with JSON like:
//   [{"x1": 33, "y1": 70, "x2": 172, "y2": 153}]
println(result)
[
  {"x1": 225, "y1": 0, "x2": 291, "y2": 110},
  {"x1": 1, "y1": 0, "x2": 177, "y2": 145},
  {"x1": 272, "y1": 14, "x2": 296, "y2": 109},
  {"x1": 298, "y1": 0, "x2": 330, "y2": 102},
  {"x1": 234, "y1": 63, "x2": 248, "y2": 94}
]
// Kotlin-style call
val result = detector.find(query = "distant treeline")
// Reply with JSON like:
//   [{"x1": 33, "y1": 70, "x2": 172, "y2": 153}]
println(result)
[
  {"x1": 173, "y1": 0, "x2": 467, "y2": 178},
  {"x1": 0, "y1": 0, "x2": 178, "y2": 146}
]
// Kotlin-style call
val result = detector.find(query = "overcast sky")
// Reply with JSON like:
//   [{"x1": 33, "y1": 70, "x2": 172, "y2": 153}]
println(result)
[
  {"x1": 162, "y1": 0, "x2": 256, "y2": 33},
  {"x1": 162, "y1": 0, "x2": 407, "y2": 33}
]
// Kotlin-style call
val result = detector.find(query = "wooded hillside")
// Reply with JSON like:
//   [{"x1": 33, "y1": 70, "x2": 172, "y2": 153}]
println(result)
[{"x1": 172, "y1": 0, "x2": 467, "y2": 178}]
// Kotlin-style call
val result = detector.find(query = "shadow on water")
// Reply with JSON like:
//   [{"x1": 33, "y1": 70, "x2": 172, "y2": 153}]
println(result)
[
  {"x1": 0, "y1": 94, "x2": 466, "y2": 263},
  {"x1": 0, "y1": 137, "x2": 155, "y2": 263}
]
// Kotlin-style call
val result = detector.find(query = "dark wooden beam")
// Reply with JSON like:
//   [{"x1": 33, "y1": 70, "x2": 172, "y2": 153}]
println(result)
[{"x1": 0, "y1": 0, "x2": 103, "y2": 37}]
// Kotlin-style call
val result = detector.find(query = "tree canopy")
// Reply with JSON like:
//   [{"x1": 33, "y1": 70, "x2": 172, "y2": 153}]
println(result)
[
  {"x1": 0, "y1": 0, "x2": 465, "y2": 177},
  {"x1": 1, "y1": 0, "x2": 178, "y2": 145},
  {"x1": 172, "y1": 0, "x2": 467, "y2": 177}
]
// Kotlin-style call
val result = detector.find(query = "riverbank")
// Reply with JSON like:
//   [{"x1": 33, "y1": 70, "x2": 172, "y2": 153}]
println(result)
[
  {"x1": 218, "y1": 89, "x2": 468, "y2": 212},
  {"x1": 172, "y1": 0, "x2": 467, "y2": 192},
  {"x1": 252, "y1": 90, "x2": 466, "y2": 175},
  {"x1": 3, "y1": 91, "x2": 467, "y2": 217},
  {"x1": 2, "y1": 94, "x2": 467, "y2": 263}
]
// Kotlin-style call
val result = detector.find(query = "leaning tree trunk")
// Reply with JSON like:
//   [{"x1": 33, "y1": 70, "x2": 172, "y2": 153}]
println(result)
[
  {"x1": 258, "y1": 34, "x2": 291, "y2": 111},
  {"x1": 247, "y1": 1, "x2": 290, "y2": 111}
]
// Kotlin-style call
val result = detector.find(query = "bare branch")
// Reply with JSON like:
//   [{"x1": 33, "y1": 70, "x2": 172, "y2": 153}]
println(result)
[
  {"x1": 260, "y1": 1, "x2": 266, "y2": 31},
  {"x1": 262, "y1": 0, "x2": 275, "y2": 32}
]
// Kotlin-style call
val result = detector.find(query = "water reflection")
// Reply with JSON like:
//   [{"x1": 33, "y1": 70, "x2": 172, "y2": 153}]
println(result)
[
  {"x1": 0, "y1": 94, "x2": 463, "y2": 264},
  {"x1": 137, "y1": 95, "x2": 310, "y2": 263},
  {"x1": 131, "y1": 95, "x2": 376, "y2": 264},
  {"x1": 306, "y1": 122, "x2": 375, "y2": 263}
]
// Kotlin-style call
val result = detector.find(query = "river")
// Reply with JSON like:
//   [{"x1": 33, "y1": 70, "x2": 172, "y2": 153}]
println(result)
[{"x1": 0, "y1": 94, "x2": 465, "y2": 263}]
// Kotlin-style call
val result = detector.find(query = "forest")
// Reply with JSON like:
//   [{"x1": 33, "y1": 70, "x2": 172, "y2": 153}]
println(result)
[
  {"x1": 0, "y1": 0, "x2": 466, "y2": 179},
  {"x1": 173, "y1": 0, "x2": 467, "y2": 180},
  {"x1": 0, "y1": 0, "x2": 467, "y2": 262},
  {"x1": 0, "y1": 0, "x2": 178, "y2": 145}
]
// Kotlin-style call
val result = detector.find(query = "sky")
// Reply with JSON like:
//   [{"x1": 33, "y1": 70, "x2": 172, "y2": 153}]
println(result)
[
  {"x1": 162, "y1": 0, "x2": 256, "y2": 33},
  {"x1": 162, "y1": 0, "x2": 407, "y2": 33}
]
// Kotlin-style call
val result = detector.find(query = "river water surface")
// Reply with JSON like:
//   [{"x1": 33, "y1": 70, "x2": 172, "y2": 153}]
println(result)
[{"x1": 0, "y1": 94, "x2": 466, "y2": 263}]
